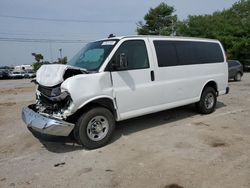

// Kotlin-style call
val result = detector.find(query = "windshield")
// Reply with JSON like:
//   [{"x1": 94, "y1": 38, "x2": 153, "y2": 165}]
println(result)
[{"x1": 68, "y1": 40, "x2": 118, "y2": 71}]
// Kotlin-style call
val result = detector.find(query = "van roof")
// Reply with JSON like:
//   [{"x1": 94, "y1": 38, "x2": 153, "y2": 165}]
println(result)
[{"x1": 99, "y1": 35, "x2": 219, "y2": 43}]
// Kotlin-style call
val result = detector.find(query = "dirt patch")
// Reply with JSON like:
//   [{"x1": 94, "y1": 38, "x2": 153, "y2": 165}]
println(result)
[
  {"x1": 0, "y1": 87, "x2": 34, "y2": 95},
  {"x1": 175, "y1": 142, "x2": 192, "y2": 149},
  {"x1": 164, "y1": 184, "x2": 184, "y2": 188},
  {"x1": 193, "y1": 121, "x2": 210, "y2": 126},
  {"x1": 0, "y1": 133, "x2": 39, "y2": 160},
  {"x1": 54, "y1": 162, "x2": 66, "y2": 167},
  {"x1": 202, "y1": 135, "x2": 229, "y2": 148},
  {"x1": 0, "y1": 102, "x2": 16, "y2": 106},
  {"x1": 76, "y1": 168, "x2": 93, "y2": 176},
  {"x1": 210, "y1": 141, "x2": 228, "y2": 148}
]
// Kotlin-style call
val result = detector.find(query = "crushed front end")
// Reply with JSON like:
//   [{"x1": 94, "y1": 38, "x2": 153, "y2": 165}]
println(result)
[
  {"x1": 21, "y1": 64, "x2": 85, "y2": 136},
  {"x1": 35, "y1": 84, "x2": 74, "y2": 120}
]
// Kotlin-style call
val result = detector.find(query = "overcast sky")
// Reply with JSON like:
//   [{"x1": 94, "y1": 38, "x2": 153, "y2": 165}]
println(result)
[{"x1": 0, "y1": 0, "x2": 239, "y2": 66}]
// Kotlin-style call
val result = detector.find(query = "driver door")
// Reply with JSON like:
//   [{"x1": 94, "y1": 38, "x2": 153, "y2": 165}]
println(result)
[{"x1": 109, "y1": 40, "x2": 156, "y2": 120}]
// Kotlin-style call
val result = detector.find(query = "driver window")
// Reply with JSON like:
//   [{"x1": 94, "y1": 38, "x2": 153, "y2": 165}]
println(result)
[{"x1": 112, "y1": 40, "x2": 149, "y2": 70}]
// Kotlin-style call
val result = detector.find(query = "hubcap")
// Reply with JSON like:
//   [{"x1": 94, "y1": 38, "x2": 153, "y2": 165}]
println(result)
[
  {"x1": 236, "y1": 73, "x2": 241, "y2": 80},
  {"x1": 204, "y1": 93, "x2": 214, "y2": 109},
  {"x1": 87, "y1": 116, "x2": 109, "y2": 141}
]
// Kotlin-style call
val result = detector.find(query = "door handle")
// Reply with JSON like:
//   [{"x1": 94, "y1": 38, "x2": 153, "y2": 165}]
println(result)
[{"x1": 150, "y1": 70, "x2": 155, "y2": 81}]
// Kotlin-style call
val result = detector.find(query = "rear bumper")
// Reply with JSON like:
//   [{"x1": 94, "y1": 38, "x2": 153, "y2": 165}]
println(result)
[{"x1": 22, "y1": 106, "x2": 75, "y2": 136}]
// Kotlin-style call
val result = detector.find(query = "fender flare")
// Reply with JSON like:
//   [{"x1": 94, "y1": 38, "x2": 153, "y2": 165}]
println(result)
[
  {"x1": 77, "y1": 95, "x2": 120, "y2": 120},
  {"x1": 199, "y1": 80, "x2": 218, "y2": 99}
]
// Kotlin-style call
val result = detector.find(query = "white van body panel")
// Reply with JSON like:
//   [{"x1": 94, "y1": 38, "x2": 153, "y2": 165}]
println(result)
[
  {"x1": 60, "y1": 72, "x2": 114, "y2": 115},
  {"x1": 101, "y1": 36, "x2": 228, "y2": 120},
  {"x1": 22, "y1": 36, "x2": 229, "y2": 138},
  {"x1": 38, "y1": 36, "x2": 228, "y2": 122},
  {"x1": 108, "y1": 38, "x2": 159, "y2": 120}
]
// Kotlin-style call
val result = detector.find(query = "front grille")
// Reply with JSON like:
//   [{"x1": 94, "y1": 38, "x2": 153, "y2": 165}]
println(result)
[{"x1": 38, "y1": 85, "x2": 53, "y2": 97}]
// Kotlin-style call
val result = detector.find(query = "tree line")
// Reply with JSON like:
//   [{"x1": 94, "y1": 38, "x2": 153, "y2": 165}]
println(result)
[
  {"x1": 31, "y1": 53, "x2": 68, "y2": 71},
  {"x1": 137, "y1": 0, "x2": 250, "y2": 65}
]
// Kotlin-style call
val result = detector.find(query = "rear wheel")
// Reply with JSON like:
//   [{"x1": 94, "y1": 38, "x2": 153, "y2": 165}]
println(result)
[
  {"x1": 74, "y1": 107, "x2": 115, "y2": 149},
  {"x1": 196, "y1": 87, "x2": 217, "y2": 114},
  {"x1": 234, "y1": 72, "x2": 242, "y2": 81}
]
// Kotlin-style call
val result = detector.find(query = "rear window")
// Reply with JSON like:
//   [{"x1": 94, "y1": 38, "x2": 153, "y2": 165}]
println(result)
[
  {"x1": 228, "y1": 60, "x2": 239, "y2": 67},
  {"x1": 154, "y1": 40, "x2": 224, "y2": 67}
]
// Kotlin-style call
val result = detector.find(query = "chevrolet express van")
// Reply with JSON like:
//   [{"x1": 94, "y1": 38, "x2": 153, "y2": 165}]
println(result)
[{"x1": 22, "y1": 36, "x2": 229, "y2": 149}]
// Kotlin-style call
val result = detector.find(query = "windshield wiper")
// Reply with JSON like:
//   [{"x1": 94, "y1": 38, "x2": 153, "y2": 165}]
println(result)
[
  {"x1": 68, "y1": 65, "x2": 90, "y2": 74},
  {"x1": 79, "y1": 68, "x2": 89, "y2": 74}
]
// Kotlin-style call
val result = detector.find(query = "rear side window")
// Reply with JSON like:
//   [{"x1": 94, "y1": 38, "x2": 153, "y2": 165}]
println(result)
[
  {"x1": 153, "y1": 41, "x2": 178, "y2": 67},
  {"x1": 176, "y1": 41, "x2": 224, "y2": 65},
  {"x1": 153, "y1": 40, "x2": 224, "y2": 67}
]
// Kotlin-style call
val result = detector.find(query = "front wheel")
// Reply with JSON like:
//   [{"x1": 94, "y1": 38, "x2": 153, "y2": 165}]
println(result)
[
  {"x1": 74, "y1": 107, "x2": 115, "y2": 149},
  {"x1": 196, "y1": 87, "x2": 217, "y2": 114}
]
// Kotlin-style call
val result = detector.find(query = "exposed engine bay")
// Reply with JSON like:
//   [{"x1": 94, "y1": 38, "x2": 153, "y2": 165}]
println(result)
[{"x1": 33, "y1": 64, "x2": 87, "y2": 119}]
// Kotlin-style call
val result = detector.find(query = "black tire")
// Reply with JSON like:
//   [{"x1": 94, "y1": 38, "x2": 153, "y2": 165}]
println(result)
[
  {"x1": 234, "y1": 72, "x2": 242, "y2": 81},
  {"x1": 196, "y1": 87, "x2": 217, "y2": 114},
  {"x1": 74, "y1": 107, "x2": 115, "y2": 149}
]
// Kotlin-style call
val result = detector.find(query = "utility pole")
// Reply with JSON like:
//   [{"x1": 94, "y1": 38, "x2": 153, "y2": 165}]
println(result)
[
  {"x1": 49, "y1": 42, "x2": 53, "y2": 63},
  {"x1": 59, "y1": 48, "x2": 62, "y2": 59},
  {"x1": 171, "y1": 18, "x2": 176, "y2": 36}
]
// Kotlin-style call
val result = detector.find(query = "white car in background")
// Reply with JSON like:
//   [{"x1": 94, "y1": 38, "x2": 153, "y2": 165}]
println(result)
[
  {"x1": 9, "y1": 71, "x2": 23, "y2": 79},
  {"x1": 23, "y1": 71, "x2": 36, "y2": 78}
]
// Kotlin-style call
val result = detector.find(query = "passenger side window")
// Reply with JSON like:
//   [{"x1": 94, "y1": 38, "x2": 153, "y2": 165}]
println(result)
[
  {"x1": 176, "y1": 41, "x2": 224, "y2": 65},
  {"x1": 154, "y1": 40, "x2": 224, "y2": 67},
  {"x1": 153, "y1": 41, "x2": 178, "y2": 67},
  {"x1": 111, "y1": 40, "x2": 149, "y2": 70}
]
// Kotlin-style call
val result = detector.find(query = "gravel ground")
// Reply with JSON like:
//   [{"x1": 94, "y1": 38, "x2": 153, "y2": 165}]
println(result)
[{"x1": 0, "y1": 74, "x2": 250, "y2": 188}]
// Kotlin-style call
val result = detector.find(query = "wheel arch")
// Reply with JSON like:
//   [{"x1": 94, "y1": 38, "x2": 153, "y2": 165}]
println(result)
[
  {"x1": 67, "y1": 96, "x2": 119, "y2": 123},
  {"x1": 199, "y1": 80, "x2": 218, "y2": 99}
]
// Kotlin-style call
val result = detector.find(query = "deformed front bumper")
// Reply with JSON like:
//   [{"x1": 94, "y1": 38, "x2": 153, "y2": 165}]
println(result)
[{"x1": 22, "y1": 106, "x2": 75, "y2": 136}]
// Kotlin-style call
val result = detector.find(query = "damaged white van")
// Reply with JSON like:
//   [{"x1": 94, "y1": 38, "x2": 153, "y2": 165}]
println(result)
[{"x1": 22, "y1": 36, "x2": 229, "y2": 149}]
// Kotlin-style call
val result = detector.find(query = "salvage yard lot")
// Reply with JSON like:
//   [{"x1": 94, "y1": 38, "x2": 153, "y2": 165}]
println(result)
[{"x1": 0, "y1": 74, "x2": 250, "y2": 188}]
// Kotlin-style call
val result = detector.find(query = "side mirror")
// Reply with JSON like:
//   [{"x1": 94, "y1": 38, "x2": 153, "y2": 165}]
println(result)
[
  {"x1": 118, "y1": 53, "x2": 128, "y2": 69},
  {"x1": 111, "y1": 53, "x2": 128, "y2": 71}
]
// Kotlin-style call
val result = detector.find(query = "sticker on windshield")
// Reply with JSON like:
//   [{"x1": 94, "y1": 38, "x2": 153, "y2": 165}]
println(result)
[{"x1": 102, "y1": 41, "x2": 116, "y2": 46}]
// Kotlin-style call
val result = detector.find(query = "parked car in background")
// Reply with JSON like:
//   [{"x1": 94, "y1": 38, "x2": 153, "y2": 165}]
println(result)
[
  {"x1": 0, "y1": 70, "x2": 10, "y2": 79},
  {"x1": 9, "y1": 71, "x2": 24, "y2": 79},
  {"x1": 228, "y1": 60, "x2": 243, "y2": 81},
  {"x1": 23, "y1": 70, "x2": 36, "y2": 78}
]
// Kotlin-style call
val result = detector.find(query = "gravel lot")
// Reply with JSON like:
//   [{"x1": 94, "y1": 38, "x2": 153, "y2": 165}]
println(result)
[{"x1": 0, "y1": 74, "x2": 250, "y2": 188}]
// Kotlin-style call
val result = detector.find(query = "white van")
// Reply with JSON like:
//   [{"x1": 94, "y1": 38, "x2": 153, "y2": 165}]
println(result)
[{"x1": 22, "y1": 36, "x2": 229, "y2": 149}]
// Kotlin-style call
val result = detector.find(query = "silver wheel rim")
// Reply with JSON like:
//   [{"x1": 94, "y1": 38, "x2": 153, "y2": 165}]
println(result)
[
  {"x1": 87, "y1": 116, "x2": 109, "y2": 141},
  {"x1": 204, "y1": 93, "x2": 214, "y2": 109},
  {"x1": 236, "y1": 73, "x2": 241, "y2": 81}
]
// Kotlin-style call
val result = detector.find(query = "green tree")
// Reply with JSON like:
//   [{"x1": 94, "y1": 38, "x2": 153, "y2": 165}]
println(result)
[
  {"x1": 32, "y1": 62, "x2": 42, "y2": 72},
  {"x1": 31, "y1": 53, "x2": 47, "y2": 71},
  {"x1": 177, "y1": 0, "x2": 250, "y2": 65},
  {"x1": 57, "y1": 56, "x2": 68, "y2": 64},
  {"x1": 31, "y1": 53, "x2": 44, "y2": 63},
  {"x1": 137, "y1": 2, "x2": 177, "y2": 35}
]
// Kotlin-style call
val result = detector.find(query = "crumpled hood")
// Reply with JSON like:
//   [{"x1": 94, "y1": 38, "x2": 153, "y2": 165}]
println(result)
[
  {"x1": 36, "y1": 64, "x2": 85, "y2": 87},
  {"x1": 36, "y1": 64, "x2": 68, "y2": 87}
]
